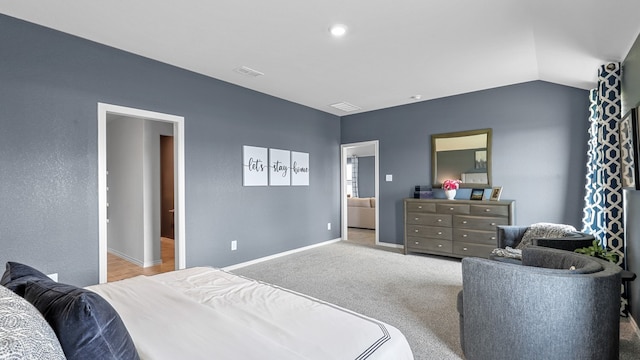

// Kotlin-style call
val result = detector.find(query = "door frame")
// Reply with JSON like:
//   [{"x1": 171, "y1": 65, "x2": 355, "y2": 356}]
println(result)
[
  {"x1": 98, "y1": 103, "x2": 186, "y2": 283},
  {"x1": 340, "y1": 140, "x2": 380, "y2": 245}
]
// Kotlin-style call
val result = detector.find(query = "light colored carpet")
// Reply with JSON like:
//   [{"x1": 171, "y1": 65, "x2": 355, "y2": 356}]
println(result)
[{"x1": 232, "y1": 241, "x2": 640, "y2": 360}]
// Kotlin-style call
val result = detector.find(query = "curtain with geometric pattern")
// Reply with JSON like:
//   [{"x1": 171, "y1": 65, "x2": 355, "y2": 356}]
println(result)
[
  {"x1": 581, "y1": 62, "x2": 627, "y2": 314},
  {"x1": 351, "y1": 155, "x2": 359, "y2": 198}
]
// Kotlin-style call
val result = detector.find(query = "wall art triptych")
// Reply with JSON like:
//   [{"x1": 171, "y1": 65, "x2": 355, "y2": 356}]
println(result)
[{"x1": 242, "y1": 145, "x2": 309, "y2": 187}]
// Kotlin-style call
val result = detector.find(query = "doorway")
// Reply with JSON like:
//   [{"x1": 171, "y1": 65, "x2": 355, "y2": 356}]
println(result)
[
  {"x1": 341, "y1": 141, "x2": 379, "y2": 246},
  {"x1": 98, "y1": 103, "x2": 186, "y2": 284}
]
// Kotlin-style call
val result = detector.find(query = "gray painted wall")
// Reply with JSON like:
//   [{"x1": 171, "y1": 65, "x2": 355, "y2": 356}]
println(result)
[
  {"x1": 341, "y1": 81, "x2": 590, "y2": 245},
  {"x1": 0, "y1": 15, "x2": 340, "y2": 286},
  {"x1": 623, "y1": 33, "x2": 640, "y2": 115},
  {"x1": 358, "y1": 156, "x2": 375, "y2": 198},
  {"x1": 622, "y1": 32, "x2": 640, "y2": 325}
]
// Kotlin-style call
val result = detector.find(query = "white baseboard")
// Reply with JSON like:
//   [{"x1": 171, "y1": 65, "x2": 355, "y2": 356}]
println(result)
[
  {"x1": 108, "y1": 248, "x2": 161, "y2": 268},
  {"x1": 223, "y1": 238, "x2": 341, "y2": 271}
]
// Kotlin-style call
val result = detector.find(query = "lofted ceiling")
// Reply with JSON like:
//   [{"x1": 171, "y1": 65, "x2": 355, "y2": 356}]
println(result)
[{"x1": 2, "y1": 0, "x2": 640, "y2": 116}]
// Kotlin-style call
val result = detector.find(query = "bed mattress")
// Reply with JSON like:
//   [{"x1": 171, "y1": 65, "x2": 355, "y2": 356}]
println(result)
[{"x1": 87, "y1": 267, "x2": 413, "y2": 360}]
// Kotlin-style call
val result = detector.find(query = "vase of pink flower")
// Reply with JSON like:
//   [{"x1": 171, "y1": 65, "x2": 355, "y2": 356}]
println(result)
[{"x1": 442, "y1": 179, "x2": 461, "y2": 200}]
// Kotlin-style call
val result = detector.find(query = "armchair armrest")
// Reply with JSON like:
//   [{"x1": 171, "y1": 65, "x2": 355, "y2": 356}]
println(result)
[{"x1": 496, "y1": 225, "x2": 528, "y2": 248}]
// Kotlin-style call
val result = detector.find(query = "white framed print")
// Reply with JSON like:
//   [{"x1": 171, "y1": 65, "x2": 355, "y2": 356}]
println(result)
[
  {"x1": 291, "y1": 151, "x2": 309, "y2": 186},
  {"x1": 243, "y1": 146, "x2": 268, "y2": 186},
  {"x1": 269, "y1": 148, "x2": 290, "y2": 186}
]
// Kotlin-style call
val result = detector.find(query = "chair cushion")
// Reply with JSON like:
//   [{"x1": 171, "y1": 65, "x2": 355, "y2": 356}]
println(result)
[
  {"x1": 0, "y1": 285, "x2": 66, "y2": 359},
  {"x1": 516, "y1": 223, "x2": 577, "y2": 249},
  {"x1": 23, "y1": 280, "x2": 140, "y2": 360},
  {"x1": 347, "y1": 197, "x2": 372, "y2": 208}
]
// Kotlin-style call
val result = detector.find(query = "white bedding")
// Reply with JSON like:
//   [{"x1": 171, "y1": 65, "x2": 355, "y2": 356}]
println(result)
[{"x1": 87, "y1": 267, "x2": 413, "y2": 360}]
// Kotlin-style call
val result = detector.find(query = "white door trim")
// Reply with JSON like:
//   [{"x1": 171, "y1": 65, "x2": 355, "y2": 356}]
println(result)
[
  {"x1": 98, "y1": 103, "x2": 186, "y2": 283},
  {"x1": 340, "y1": 140, "x2": 380, "y2": 245}
]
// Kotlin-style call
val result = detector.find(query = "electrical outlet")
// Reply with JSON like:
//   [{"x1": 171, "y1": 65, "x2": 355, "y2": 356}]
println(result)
[
  {"x1": 231, "y1": 240, "x2": 237, "y2": 251},
  {"x1": 327, "y1": 222, "x2": 331, "y2": 230}
]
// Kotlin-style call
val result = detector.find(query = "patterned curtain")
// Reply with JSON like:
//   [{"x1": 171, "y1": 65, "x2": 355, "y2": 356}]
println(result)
[
  {"x1": 351, "y1": 155, "x2": 359, "y2": 198},
  {"x1": 581, "y1": 62, "x2": 627, "y2": 314}
]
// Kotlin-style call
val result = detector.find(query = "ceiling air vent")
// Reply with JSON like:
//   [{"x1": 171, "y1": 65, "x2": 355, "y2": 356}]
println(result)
[
  {"x1": 330, "y1": 102, "x2": 361, "y2": 112},
  {"x1": 233, "y1": 66, "x2": 264, "y2": 77}
]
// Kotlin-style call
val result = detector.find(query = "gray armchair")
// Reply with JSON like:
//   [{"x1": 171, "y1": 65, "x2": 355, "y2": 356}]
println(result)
[
  {"x1": 457, "y1": 246, "x2": 622, "y2": 360},
  {"x1": 497, "y1": 225, "x2": 595, "y2": 251}
]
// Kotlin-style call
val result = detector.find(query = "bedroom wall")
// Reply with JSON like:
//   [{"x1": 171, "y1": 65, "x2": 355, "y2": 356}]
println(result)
[
  {"x1": 0, "y1": 14, "x2": 341, "y2": 286},
  {"x1": 341, "y1": 81, "x2": 590, "y2": 245},
  {"x1": 622, "y1": 32, "x2": 640, "y2": 327}
]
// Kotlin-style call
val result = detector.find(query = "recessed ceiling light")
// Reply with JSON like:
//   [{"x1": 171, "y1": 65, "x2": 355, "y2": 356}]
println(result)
[{"x1": 329, "y1": 24, "x2": 348, "y2": 37}]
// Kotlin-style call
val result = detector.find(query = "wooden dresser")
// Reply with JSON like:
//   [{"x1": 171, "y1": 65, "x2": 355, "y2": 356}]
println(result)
[{"x1": 404, "y1": 198, "x2": 515, "y2": 258}]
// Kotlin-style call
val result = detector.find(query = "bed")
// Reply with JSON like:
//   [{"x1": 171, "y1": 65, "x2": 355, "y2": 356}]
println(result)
[{"x1": 1, "y1": 263, "x2": 414, "y2": 360}]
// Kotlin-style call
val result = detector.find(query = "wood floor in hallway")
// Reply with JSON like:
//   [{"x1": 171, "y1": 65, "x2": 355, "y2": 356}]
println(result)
[{"x1": 107, "y1": 237, "x2": 175, "y2": 282}]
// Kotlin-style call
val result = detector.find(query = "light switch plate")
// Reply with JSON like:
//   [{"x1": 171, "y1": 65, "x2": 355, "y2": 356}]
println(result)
[{"x1": 386, "y1": 174, "x2": 393, "y2": 182}]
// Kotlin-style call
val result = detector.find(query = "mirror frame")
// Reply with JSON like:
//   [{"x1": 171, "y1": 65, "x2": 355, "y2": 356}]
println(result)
[{"x1": 431, "y1": 128, "x2": 492, "y2": 188}]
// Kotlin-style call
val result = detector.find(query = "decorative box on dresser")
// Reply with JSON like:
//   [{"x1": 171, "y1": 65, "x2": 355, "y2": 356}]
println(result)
[{"x1": 404, "y1": 198, "x2": 515, "y2": 258}]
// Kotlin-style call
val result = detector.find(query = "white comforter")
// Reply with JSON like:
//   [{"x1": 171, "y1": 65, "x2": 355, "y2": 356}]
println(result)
[{"x1": 87, "y1": 267, "x2": 413, "y2": 360}]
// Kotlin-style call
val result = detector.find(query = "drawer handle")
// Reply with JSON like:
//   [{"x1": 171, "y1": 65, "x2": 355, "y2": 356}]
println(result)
[
  {"x1": 462, "y1": 234, "x2": 468, "y2": 237},
  {"x1": 449, "y1": 207, "x2": 454, "y2": 211},
  {"x1": 414, "y1": 229, "x2": 419, "y2": 233},
  {"x1": 437, "y1": 219, "x2": 442, "y2": 222},
  {"x1": 415, "y1": 218, "x2": 419, "y2": 221},
  {"x1": 463, "y1": 247, "x2": 468, "y2": 251},
  {"x1": 437, "y1": 231, "x2": 442, "y2": 235},
  {"x1": 485, "y1": 208, "x2": 491, "y2": 212},
  {"x1": 438, "y1": 244, "x2": 443, "y2": 248},
  {"x1": 462, "y1": 221, "x2": 468, "y2": 224},
  {"x1": 418, "y1": 205, "x2": 423, "y2": 209},
  {"x1": 491, "y1": 223, "x2": 496, "y2": 226},
  {"x1": 415, "y1": 241, "x2": 420, "y2": 245},
  {"x1": 491, "y1": 236, "x2": 496, "y2": 240}
]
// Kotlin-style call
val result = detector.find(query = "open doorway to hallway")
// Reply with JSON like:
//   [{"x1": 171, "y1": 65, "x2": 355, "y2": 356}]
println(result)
[
  {"x1": 105, "y1": 115, "x2": 174, "y2": 281},
  {"x1": 98, "y1": 103, "x2": 186, "y2": 284},
  {"x1": 341, "y1": 141, "x2": 379, "y2": 247}
]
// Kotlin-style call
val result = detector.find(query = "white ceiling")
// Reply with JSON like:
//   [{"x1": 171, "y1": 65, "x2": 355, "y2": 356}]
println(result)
[{"x1": 2, "y1": 0, "x2": 640, "y2": 116}]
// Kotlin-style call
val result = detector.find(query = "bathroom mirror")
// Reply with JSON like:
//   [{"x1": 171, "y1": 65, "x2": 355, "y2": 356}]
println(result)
[{"x1": 431, "y1": 128, "x2": 492, "y2": 188}]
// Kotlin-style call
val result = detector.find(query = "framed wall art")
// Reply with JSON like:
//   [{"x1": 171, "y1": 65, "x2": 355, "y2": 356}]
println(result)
[
  {"x1": 269, "y1": 148, "x2": 290, "y2": 186},
  {"x1": 291, "y1": 151, "x2": 309, "y2": 186},
  {"x1": 243, "y1": 146, "x2": 268, "y2": 186}
]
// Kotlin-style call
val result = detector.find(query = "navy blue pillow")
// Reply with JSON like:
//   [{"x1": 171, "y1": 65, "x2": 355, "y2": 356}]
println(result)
[
  {"x1": 23, "y1": 280, "x2": 139, "y2": 360},
  {"x1": 0, "y1": 261, "x2": 53, "y2": 296}
]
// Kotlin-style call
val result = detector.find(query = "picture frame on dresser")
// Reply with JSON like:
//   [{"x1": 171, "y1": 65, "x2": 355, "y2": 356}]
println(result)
[
  {"x1": 470, "y1": 188, "x2": 484, "y2": 200},
  {"x1": 490, "y1": 186, "x2": 502, "y2": 201}
]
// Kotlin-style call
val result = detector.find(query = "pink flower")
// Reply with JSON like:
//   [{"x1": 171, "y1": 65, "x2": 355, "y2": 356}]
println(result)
[{"x1": 442, "y1": 179, "x2": 461, "y2": 190}]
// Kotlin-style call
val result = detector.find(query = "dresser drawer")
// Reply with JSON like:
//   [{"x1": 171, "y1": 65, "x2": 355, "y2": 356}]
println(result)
[
  {"x1": 406, "y1": 237, "x2": 452, "y2": 253},
  {"x1": 406, "y1": 202, "x2": 436, "y2": 213},
  {"x1": 436, "y1": 203, "x2": 470, "y2": 215},
  {"x1": 407, "y1": 225, "x2": 452, "y2": 240},
  {"x1": 454, "y1": 215, "x2": 509, "y2": 231},
  {"x1": 453, "y1": 242, "x2": 494, "y2": 258},
  {"x1": 406, "y1": 213, "x2": 452, "y2": 227},
  {"x1": 470, "y1": 204, "x2": 509, "y2": 217},
  {"x1": 453, "y1": 229, "x2": 497, "y2": 245}
]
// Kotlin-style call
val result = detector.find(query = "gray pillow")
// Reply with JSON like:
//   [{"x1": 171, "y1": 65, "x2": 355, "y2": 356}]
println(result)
[
  {"x1": 516, "y1": 222, "x2": 577, "y2": 249},
  {"x1": 0, "y1": 285, "x2": 66, "y2": 360}
]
